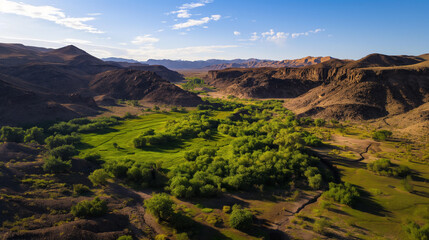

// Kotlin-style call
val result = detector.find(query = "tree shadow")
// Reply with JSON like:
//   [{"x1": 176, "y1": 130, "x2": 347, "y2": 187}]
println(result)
[{"x1": 353, "y1": 186, "x2": 390, "y2": 217}]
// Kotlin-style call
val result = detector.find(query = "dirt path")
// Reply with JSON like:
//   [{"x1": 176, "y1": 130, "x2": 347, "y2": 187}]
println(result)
[{"x1": 356, "y1": 143, "x2": 373, "y2": 162}]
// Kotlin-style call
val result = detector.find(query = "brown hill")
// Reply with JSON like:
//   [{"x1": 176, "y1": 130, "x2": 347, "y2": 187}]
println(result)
[
  {"x1": 90, "y1": 69, "x2": 203, "y2": 107},
  {"x1": 205, "y1": 56, "x2": 335, "y2": 70},
  {"x1": 207, "y1": 54, "x2": 429, "y2": 122},
  {"x1": 0, "y1": 43, "x2": 201, "y2": 126},
  {"x1": 0, "y1": 77, "x2": 98, "y2": 126},
  {"x1": 106, "y1": 61, "x2": 184, "y2": 82}
]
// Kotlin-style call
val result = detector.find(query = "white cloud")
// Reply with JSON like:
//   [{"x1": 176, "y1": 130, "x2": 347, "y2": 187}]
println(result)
[
  {"x1": 172, "y1": 15, "x2": 220, "y2": 29},
  {"x1": 131, "y1": 35, "x2": 159, "y2": 45},
  {"x1": 87, "y1": 13, "x2": 101, "y2": 16},
  {"x1": 170, "y1": 0, "x2": 213, "y2": 19},
  {"x1": 245, "y1": 28, "x2": 324, "y2": 43},
  {"x1": 250, "y1": 32, "x2": 259, "y2": 41},
  {"x1": 0, "y1": 0, "x2": 103, "y2": 33},
  {"x1": 233, "y1": 31, "x2": 241, "y2": 36}
]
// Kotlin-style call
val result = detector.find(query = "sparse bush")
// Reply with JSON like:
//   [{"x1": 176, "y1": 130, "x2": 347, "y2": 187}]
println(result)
[
  {"x1": 73, "y1": 184, "x2": 91, "y2": 196},
  {"x1": 43, "y1": 156, "x2": 71, "y2": 173},
  {"x1": 222, "y1": 205, "x2": 231, "y2": 213},
  {"x1": 229, "y1": 206, "x2": 253, "y2": 230},
  {"x1": 144, "y1": 193, "x2": 174, "y2": 220},
  {"x1": 71, "y1": 197, "x2": 108, "y2": 218},
  {"x1": 404, "y1": 220, "x2": 429, "y2": 240},
  {"x1": 175, "y1": 232, "x2": 190, "y2": 240},
  {"x1": 372, "y1": 130, "x2": 392, "y2": 141},
  {"x1": 117, "y1": 236, "x2": 133, "y2": 240},
  {"x1": 89, "y1": 169, "x2": 110, "y2": 186},
  {"x1": 313, "y1": 218, "x2": 330, "y2": 234},
  {"x1": 0, "y1": 126, "x2": 24, "y2": 143},
  {"x1": 155, "y1": 235, "x2": 168, "y2": 240},
  {"x1": 314, "y1": 119, "x2": 326, "y2": 127}
]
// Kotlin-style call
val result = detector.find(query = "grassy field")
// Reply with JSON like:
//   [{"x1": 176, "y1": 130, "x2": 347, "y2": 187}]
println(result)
[
  {"x1": 75, "y1": 108, "x2": 429, "y2": 239},
  {"x1": 78, "y1": 112, "x2": 233, "y2": 169},
  {"x1": 294, "y1": 124, "x2": 429, "y2": 239}
]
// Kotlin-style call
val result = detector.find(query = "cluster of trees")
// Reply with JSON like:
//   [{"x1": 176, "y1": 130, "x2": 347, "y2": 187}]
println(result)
[
  {"x1": 367, "y1": 158, "x2": 411, "y2": 177},
  {"x1": 43, "y1": 133, "x2": 82, "y2": 173},
  {"x1": 49, "y1": 117, "x2": 120, "y2": 135},
  {"x1": 181, "y1": 77, "x2": 205, "y2": 90},
  {"x1": 159, "y1": 102, "x2": 329, "y2": 198},
  {"x1": 323, "y1": 182, "x2": 360, "y2": 207},
  {"x1": 70, "y1": 197, "x2": 108, "y2": 218},
  {"x1": 0, "y1": 126, "x2": 45, "y2": 144},
  {"x1": 103, "y1": 159, "x2": 159, "y2": 187},
  {"x1": 134, "y1": 111, "x2": 218, "y2": 149}
]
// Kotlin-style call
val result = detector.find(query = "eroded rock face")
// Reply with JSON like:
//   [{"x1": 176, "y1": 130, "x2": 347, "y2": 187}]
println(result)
[
  {"x1": 207, "y1": 54, "x2": 429, "y2": 120},
  {"x1": 90, "y1": 69, "x2": 203, "y2": 107}
]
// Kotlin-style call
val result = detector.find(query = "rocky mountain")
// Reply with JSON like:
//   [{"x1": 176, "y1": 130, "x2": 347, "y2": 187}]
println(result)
[
  {"x1": 102, "y1": 57, "x2": 334, "y2": 70},
  {"x1": 204, "y1": 56, "x2": 335, "y2": 70},
  {"x1": 90, "y1": 69, "x2": 202, "y2": 107},
  {"x1": 0, "y1": 43, "x2": 200, "y2": 126},
  {"x1": 207, "y1": 54, "x2": 429, "y2": 121}
]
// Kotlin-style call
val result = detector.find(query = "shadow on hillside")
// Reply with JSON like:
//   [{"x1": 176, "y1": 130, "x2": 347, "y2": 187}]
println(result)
[
  {"x1": 354, "y1": 186, "x2": 390, "y2": 217},
  {"x1": 241, "y1": 218, "x2": 290, "y2": 240}
]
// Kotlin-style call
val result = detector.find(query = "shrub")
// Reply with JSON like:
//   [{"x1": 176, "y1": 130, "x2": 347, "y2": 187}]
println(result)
[
  {"x1": 45, "y1": 134, "x2": 81, "y2": 149},
  {"x1": 89, "y1": 169, "x2": 110, "y2": 186},
  {"x1": 314, "y1": 119, "x2": 326, "y2": 127},
  {"x1": 144, "y1": 193, "x2": 174, "y2": 220},
  {"x1": 117, "y1": 236, "x2": 133, "y2": 240},
  {"x1": 222, "y1": 205, "x2": 231, "y2": 213},
  {"x1": 49, "y1": 122, "x2": 79, "y2": 135},
  {"x1": 71, "y1": 197, "x2": 108, "y2": 218},
  {"x1": 154, "y1": 235, "x2": 168, "y2": 240},
  {"x1": 24, "y1": 127, "x2": 45, "y2": 144},
  {"x1": 313, "y1": 218, "x2": 330, "y2": 234},
  {"x1": 84, "y1": 152, "x2": 102, "y2": 163},
  {"x1": 43, "y1": 156, "x2": 71, "y2": 173},
  {"x1": 323, "y1": 182, "x2": 360, "y2": 207},
  {"x1": 367, "y1": 159, "x2": 410, "y2": 177},
  {"x1": 175, "y1": 232, "x2": 190, "y2": 240},
  {"x1": 404, "y1": 221, "x2": 429, "y2": 240},
  {"x1": 49, "y1": 145, "x2": 77, "y2": 160},
  {"x1": 73, "y1": 184, "x2": 91, "y2": 196},
  {"x1": 229, "y1": 207, "x2": 253, "y2": 230},
  {"x1": 0, "y1": 126, "x2": 24, "y2": 143},
  {"x1": 372, "y1": 130, "x2": 392, "y2": 141}
]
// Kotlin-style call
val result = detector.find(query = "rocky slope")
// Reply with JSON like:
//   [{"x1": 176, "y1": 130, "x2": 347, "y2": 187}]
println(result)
[
  {"x1": 90, "y1": 69, "x2": 203, "y2": 107},
  {"x1": 0, "y1": 43, "x2": 201, "y2": 126},
  {"x1": 204, "y1": 56, "x2": 335, "y2": 70},
  {"x1": 207, "y1": 54, "x2": 429, "y2": 121}
]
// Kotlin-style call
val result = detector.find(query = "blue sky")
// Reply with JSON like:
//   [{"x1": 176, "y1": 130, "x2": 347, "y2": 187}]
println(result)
[{"x1": 0, "y1": 0, "x2": 428, "y2": 60}]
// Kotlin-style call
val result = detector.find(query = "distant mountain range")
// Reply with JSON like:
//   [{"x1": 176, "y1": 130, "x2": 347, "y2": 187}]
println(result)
[{"x1": 101, "y1": 57, "x2": 335, "y2": 70}]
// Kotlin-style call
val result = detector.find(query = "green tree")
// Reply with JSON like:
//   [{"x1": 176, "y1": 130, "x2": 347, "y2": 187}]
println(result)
[
  {"x1": 89, "y1": 169, "x2": 110, "y2": 186},
  {"x1": 43, "y1": 156, "x2": 71, "y2": 173},
  {"x1": 0, "y1": 126, "x2": 24, "y2": 143},
  {"x1": 144, "y1": 193, "x2": 174, "y2": 220},
  {"x1": 24, "y1": 127, "x2": 45, "y2": 144},
  {"x1": 49, "y1": 145, "x2": 77, "y2": 160},
  {"x1": 71, "y1": 197, "x2": 108, "y2": 218},
  {"x1": 229, "y1": 206, "x2": 253, "y2": 230}
]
